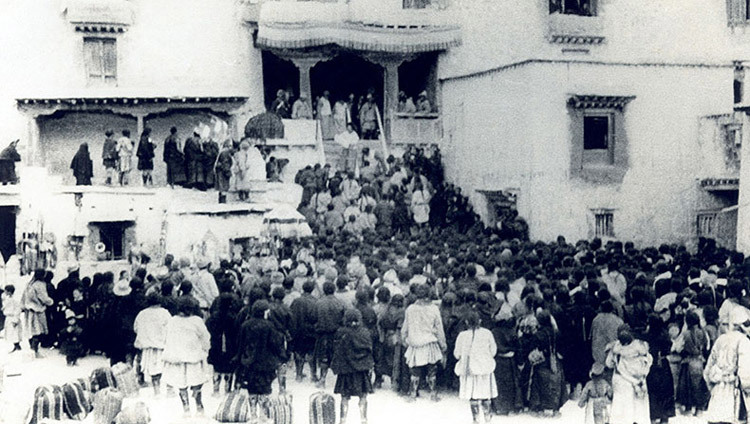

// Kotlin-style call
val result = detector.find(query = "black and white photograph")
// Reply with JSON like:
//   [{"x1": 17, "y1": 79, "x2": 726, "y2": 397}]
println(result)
[{"x1": 1, "y1": 1, "x2": 750, "y2": 423}]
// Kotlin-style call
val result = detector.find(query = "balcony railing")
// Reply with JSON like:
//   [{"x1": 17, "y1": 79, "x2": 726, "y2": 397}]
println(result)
[{"x1": 391, "y1": 113, "x2": 441, "y2": 145}]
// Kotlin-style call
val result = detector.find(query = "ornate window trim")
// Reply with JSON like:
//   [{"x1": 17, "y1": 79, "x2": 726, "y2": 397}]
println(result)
[{"x1": 568, "y1": 95, "x2": 635, "y2": 110}]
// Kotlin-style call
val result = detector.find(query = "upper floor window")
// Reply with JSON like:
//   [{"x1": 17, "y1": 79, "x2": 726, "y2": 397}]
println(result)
[
  {"x1": 728, "y1": 0, "x2": 750, "y2": 26},
  {"x1": 84, "y1": 37, "x2": 117, "y2": 84},
  {"x1": 550, "y1": 0, "x2": 595, "y2": 16},
  {"x1": 583, "y1": 111, "x2": 614, "y2": 165}
]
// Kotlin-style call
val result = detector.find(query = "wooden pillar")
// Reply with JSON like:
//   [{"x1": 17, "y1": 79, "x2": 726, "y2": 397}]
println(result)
[
  {"x1": 27, "y1": 115, "x2": 41, "y2": 167},
  {"x1": 383, "y1": 60, "x2": 400, "y2": 141},
  {"x1": 135, "y1": 114, "x2": 145, "y2": 137},
  {"x1": 291, "y1": 58, "x2": 320, "y2": 99}
]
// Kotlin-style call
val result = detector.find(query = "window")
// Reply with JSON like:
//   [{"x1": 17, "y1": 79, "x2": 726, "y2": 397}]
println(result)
[
  {"x1": 93, "y1": 221, "x2": 132, "y2": 260},
  {"x1": 582, "y1": 111, "x2": 614, "y2": 165},
  {"x1": 593, "y1": 210, "x2": 614, "y2": 237},
  {"x1": 83, "y1": 38, "x2": 117, "y2": 84},
  {"x1": 735, "y1": 66, "x2": 744, "y2": 104},
  {"x1": 550, "y1": 0, "x2": 594, "y2": 16},
  {"x1": 697, "y1": 213, "x2": 717, "y2": 238}
]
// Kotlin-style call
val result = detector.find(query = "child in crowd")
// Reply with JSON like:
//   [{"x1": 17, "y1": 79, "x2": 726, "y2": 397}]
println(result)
[
  {"x1": 579, "y1": 363, "x2": 612, "y2": 424},
  {"x1": 134, "y1": 293, "x2": 172, "y2": 396},
  {"x1": 2, "y1": 284, "x2": 21, "y2": 352},
  {"x1": 59, "y1": 309, "x2": 84, "y2": 365},
  {"x1": 332, "y1": 309, "x2": 374, "y2": 424}
]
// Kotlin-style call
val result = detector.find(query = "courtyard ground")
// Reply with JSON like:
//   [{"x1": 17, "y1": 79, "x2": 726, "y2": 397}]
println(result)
[{"x1": 0, "y1": 339, "x2": 711, "y2": 424}]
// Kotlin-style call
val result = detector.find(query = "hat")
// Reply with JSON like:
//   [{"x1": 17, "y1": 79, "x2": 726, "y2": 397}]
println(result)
[
  {"x1": 730, "y1": 307, "x2": 750, "y2": 328},
  {"x1": 196, "y1": 257, "x2": 210, "y2": 269},
  {"x1": 113, "y1": 279, "x2": 132, "y2": 297},
  {"x1": 589, "y1": 363, "x2": 605, "y2": 378},
  {"x1": 344, "y1": 309, "x2": 362, "y2": 325},
  {"x1": 419, "y1": 91, "x2": 427, "y2": 97},
  {"x1": 270, "y1": 271, "x2": 285, "y2": 285},
  {"x1": 68, "y1": 264, "x2": 80, "y2": 273},
  {"x1": 64, "y1": 309, "x2": 76, "y2": 320},
  {"x1": 295, "y1": 263, "x2": 308, "y2": 276}
]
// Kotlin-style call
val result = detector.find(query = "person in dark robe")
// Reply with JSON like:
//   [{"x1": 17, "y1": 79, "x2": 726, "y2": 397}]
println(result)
[
  {"x1": 100, "y1": 277, "x2": 141, "y2": 365},
  {"x1": 163, "y1": 127, "x2": 186, "y2": 188},
  {"x1": 70, "y1": 143, "x2": 93, "y2": 186},
  {"x1": 0, "y1": 139, "x2": 21, "y2": 185},
  {"x1": 332, "y1": 309, "x2": 374, "y2": 424},
  {"x1": 202, "y1": 138, "x2": 219, "y2": 189},
  {"x1": 526, "y1": 310, "x2": 566, "y2": 416},
  {"x1": 491, "y1": 305, "x2": 523, "y2": 415},
  {"x1": 214, "y1": 140, "x2": 234, "y2": 203},
  {"x1": 102, "y1": 130, "x2": 118, "y2": 185},
  {"x1": 646, "y1": 314, "x2": 675, "y2": 424},
  {"x1": 136, "y1": 127, "x2": 156, "y2": 186},
  {"x1": 183, "y1": 129, "x2": 204, "y2": 190},
  {"x1": 206, "y1": 279, "x2": 242, "y2": 395},
  {"x1": 234, "y1": 300, "x2": 285, "y2": 419}
]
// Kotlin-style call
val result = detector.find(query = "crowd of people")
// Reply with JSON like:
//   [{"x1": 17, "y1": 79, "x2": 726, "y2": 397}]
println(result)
[{"x1": 4, "y1": 147, "x2": 750, "y2": 424}]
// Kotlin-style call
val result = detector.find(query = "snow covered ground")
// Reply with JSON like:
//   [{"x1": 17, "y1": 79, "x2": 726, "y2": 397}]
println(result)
[{"x1": 0, "y1": 339, "x2": 706, "y2": 424}]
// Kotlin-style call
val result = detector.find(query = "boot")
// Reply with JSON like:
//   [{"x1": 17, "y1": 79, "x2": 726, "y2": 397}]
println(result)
[
  {"x1": 427, "y1": 375, "x2": 439, "y2": 402},
  {"x1": 340, "y1": 398, "x2": 349, "y2": 424},
  {"x1": 317, "y1": 365, "x2": 328, "y2": 388},
  {"x1": 294, "y1": 356, "x2": 305, "y2": 382},
  {"x1": 152, "y1": 375, "x2": 162, "y2": 396},
  {"x1": 142, "y1": 175, "x2": 148, "y2": 185},
  {"x1": 223, "y1": 374, "x2": 233, "y2": 394},
  {"x1": 192, "y1": 386, "x2": 204, "y2": 415},
  {"x1": 178, "y1": 389, "x2": 191, "y2": 415},
  {"x1": 359, "y1": 396, "x2": 368, "y2": 424},
  {"x1": 213, "y1": 374, "x2": 221, "y2": 395},
  {"x1": 407, "y1": 376, "x2": 420, "y2": 402},
  {"x1": 481, "y1": 400, "x2": 492, "y2": 423},
  {"x1": 470, "y1": 400, "x2": 481, "y2": 424},
  {"x1": 218, "y1": 193, "x2": 226, "y2": 204},
  {"x1": 105, "y1": 177, "x2": 111, "y2": 185},
  {"x1": 11, "y1": 343, "x2": 21, "y2": 352}
]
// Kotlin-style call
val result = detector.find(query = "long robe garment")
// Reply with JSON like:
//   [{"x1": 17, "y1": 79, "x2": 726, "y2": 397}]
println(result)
[
  {"x1": 703, "y1": 330, "x2": 750, "y2": 424},
  {"x1": 318, "y1": 97, "x2": 334, "y2": 141},
  {"x1": 136, "y1": 137, "x2": 155, "y2": 171},
  {"x1": 606, "y1": 340, "x2": 653, "y2": 424},
  {"x1": 184, "y1": 136, "x2": 204, "y2": 186},
  {"x1": 231, "y1": 146, "x2": 266, "y2": 192},
  {"x1": 163, "y1": 134, "x2": 186, "y2": 185},
  {"x1": 492, "y1": 322, "x2": 523, "y2": 413},
  {"x1": 70, "y1": 145, "x2": 93, "y2": 186},
  {"x1": 646, "y1": 327, "x2": 675, "y2": 422},
  {"x1": 214, "y1": 148, "x2": 234, "y2": 192},
  {"x1": 202, "y1": 140, "x2": 219, "y2": 188}
]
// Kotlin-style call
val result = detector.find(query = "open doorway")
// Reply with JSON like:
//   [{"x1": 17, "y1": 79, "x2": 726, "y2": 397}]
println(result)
[
  {"x1": 310, "y1": 53, "x2": 384, "y2": 111},
  {"x1": 262, "y1": 51, "x2": 300, "y2": 112},
  {"x1": 91, "y1": 221, "x2": 134, "y2": 260}
]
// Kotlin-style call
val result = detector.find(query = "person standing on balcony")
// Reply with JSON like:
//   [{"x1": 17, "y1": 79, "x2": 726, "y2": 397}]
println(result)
[
  {"x1": 359, "y1": 93, "x2": 380, "y2": 140},
  {"x1": 70, "y1": 143, "x2": 93, "y2": 186},
  {"x1": 0, "y1": 139, "x2": 21, "y2": 185},
  {"x1": 292, "y1": 93, "x2": 313, "y2": 119},
  {"x1": 202, "y1": 137, "x2": 219, "y2": 189},
  {"x1": 346, "y1": 93, "x2": 359, "y2": 133},
  {"x1": 333, "y1": 100, "x2": 348, "y2": 135},
  {"x1": 136, "y1": 127, "x2": 156, "y2": 186},
  {"x1": 102, "y1": 130, "x2": 118, "y2": 185},
  {"x1": 398, "y1": 91, "x2": 417, "y2": 114},
  {"x1": 317, "y1": 90, "x2": 334, "y2": 141},
  {"x1": 417, "y1": 91, "x2": 433, "y2": 114},
  {"x1": 117, "y1": 129, "x2": 134, "y2": 186},
  {"x1": 164, "y1": 127, "x2": 186, "y2": 188},
  {"x1": 271, "y1": 89, "x2": 291, "y2": 119},
  {"x1": 184, "y1": 128, "x2": 205, "y2": 190},
  {"x1": 214, "y1": 140, "x2": 235, "y2": 204}
]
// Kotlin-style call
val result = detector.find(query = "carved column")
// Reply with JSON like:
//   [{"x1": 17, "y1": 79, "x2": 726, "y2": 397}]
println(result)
[
  {"x1": 383, "y1": 60, "x2": 401, "y2": 141},
  {"x1": 27, "y1": 116, "x2": 41, "y2": 167},
  {"x1": 291, "y1": 58, "x2": 321, "y2": 99}
]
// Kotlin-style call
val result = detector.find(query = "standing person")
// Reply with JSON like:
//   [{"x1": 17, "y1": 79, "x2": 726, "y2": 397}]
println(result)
[
  {"x1": 101, "y1": 276, "x2": 140, "y2": 366},
  {"x1": 270, "y1": 89, "x2": 290, "y2": 119},
  {"x1": 411, "y1": 181, "x2": 431, "y2": 229},
  {"x1": 102, "y1": 130, "x2": 118, "y2": 185},
  {"x1": 315, "y1": 281, "x2": 346, "y2": 388},
  {"x1": 675, "y1": 310, "x2": 709, "y2": 416},
  {"x1": 202, "y1": 137, "x2": 219, "y2": 189},
  {"x1": 591, "y1": 301, "x2": 624, "y2": 367},
  {"x1": 117, "y1": 129, "x2": 134, "y2": 186},
  {"x1": 645, "y1": 314, "x2": 675, "y2": 424},
  {"x1": 491, "y1": 304, "x2": 523, "y2": 415},
  {"x1": 527, "y1": 310, "x2": 566, "y2": 416},
  {"x1": 58, "y1": 309, "x2": 84, "y2": 366},
  {"x1": 578, "y1": 363, "x2": 613, "y2": 424},
  {"x1": 214, "y1": 140, "x2": 234, "y2": 204},
  {"x1": 231, "y1": 141, "x2": 265, "y2": 201},
  {"x1": 333, "y1": 100, "x2": 348, "y2": 136},
  {"x1": 21, "y1": 269, "x2": 54, "y2": 358},
  {"x1": 334, "y1": 124, "x2": 360, "y2": 172},
  {"x1": 184, "y1": 128, "x2": 205, "y2": 190},
  {"x1": 703, "y1": 309, "x2": 750, "y2": 424},
  {"x1": 605, "y1": 325, "x2": 653, "y2": 424},
  {"x1": 317, "y1": 91, "x2": 334, "y2": 141},
  {"x1": 70, "y1": 143, "x2": 93, "y2": 186},
  {"x1": 235, "y1": 300, "x2": 285, "y2": 420},
  {"x1": 162, "y1": 298, "x2": 211, "y2": 416},
  {"x1": 401, "y1": 284, "x2": 446, "y2": 401},
  {"x1": 0, "y1": 139, "x2": 21, "y2": 184},
  {"x1": 133, "y1": 293, "x2": 172, "y2": 396},
  {"x1": 163, "y1": 127, "x2": 186, "y2": 188},
  {"x1": 454, "y1": 310, "x2": 497, "y2": 424},
  {"x1": 136, "y1": 127, "x2": 156, "y2": 186},
  {"x1": 358, "y1": 94, "x2": 380, "y2": 140},
  {"x1": 268, "y1": 287, "x2": 294, "y2": 394},
  {"x1": 416, "y1": 91, "x2": 432, "y2": 114},
  {"x1": 2, "y1": 284, "x2": 22, "y2": 352},
  {"x1": 291, "y1": 93, "x2": 313, "y2": 119},
  {"x1": 206, "y1": 279, "x2": 242, "y2": 395},
  {"x1": 291, "y1": 281, "x2": 319, "y2": 382},
  {"x1": 332, "y1": 309, "x2": 374, "y2": 424},
  {"x1": 190, "y1": 258, "x2": 219, "y2": 316}
]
